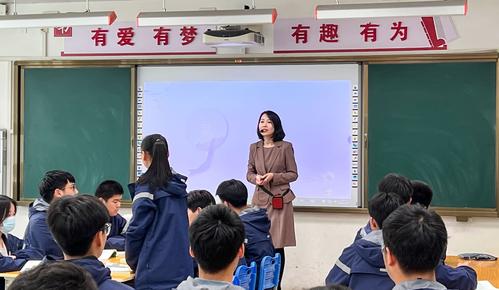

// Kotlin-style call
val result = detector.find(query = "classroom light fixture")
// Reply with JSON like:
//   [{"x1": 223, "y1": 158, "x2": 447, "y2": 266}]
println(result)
[
  {"x1": 0, "y1": 11, "x2": 117, "y2": 29},
  {"x1": 136, "y1": 8, "x2": 278, "y2": 26},
  {"x1": 315, "y1": 0, "x2": 467, "y2": 19}
]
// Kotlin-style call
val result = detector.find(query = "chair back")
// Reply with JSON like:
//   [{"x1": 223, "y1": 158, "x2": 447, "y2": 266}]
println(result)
[
  {"x1": 233, "y1": 261, "x2": 257, "y2": 290},
  {"x1": 257, "y1": 253, "x2": 281, "y2": 290}
]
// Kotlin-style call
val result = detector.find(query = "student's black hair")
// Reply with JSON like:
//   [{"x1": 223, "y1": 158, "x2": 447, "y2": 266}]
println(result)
[
  {"x1": 410, "y1": 180, "x2": 433, "y2": 208},
  {"x1": 256, "y1": 110, "x2": 286, "y2": 142},
  {"x1": 377, "y1": 173, "x2": 413, "y2": 203},
  {"x1": 189, "y1": 204, "x2": 245, "y2": 274},
  {"x1": 137, "y1": 134, "x2": 173, "y2": 192},
  {"x1": 308, "y1": 286, "x2": 352, "y2": 290},
  {"x1": 9, "y1": 261, "x2": 98, "y2": 290},
  {"x1": 216, "y1": 179, "x2": 248, "y2": 208},
  {"x1": 367, "y1": 192, "x2": 403, "y2": 229},
  {"x1": 47, "y1": 195, "x2": 109, "y2": 256},
  {"x1": 0, "y1": 195, "x2": 12, "y2": 223},
  {"x1": 382, "y1": 204, "x2": 447, "y2": 275},
  {"x1": 95, "y1": 180, "x2": 124, "y2": 201},
  {"x1": 187, "y1": 190, "x2": 216, "y2": 212},
  {"x1": 39, "y1": 170, "x2": 76, "y2": 203}
]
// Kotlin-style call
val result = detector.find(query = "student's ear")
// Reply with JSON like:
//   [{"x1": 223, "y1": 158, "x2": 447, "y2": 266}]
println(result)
[
  {"x1": 189, "y1": 247, "x2": 195, "y2": 258},
  {"x1": 98, "y1": 197, "x2": 105, "y2": 203},
  {"x1": 93, "y1": 230, "x2": 105, "y2": 249},
  {"x1": 369, "y1": 217, "x2": 379, "y2": 230},
  {"x1": 195, "y1": 207, "x2": 202, "y2": 214},
  {"x1": 384, "y1": 247, "x2": 396, "y2": 267},
  {"x1": 53, "y1": 189, "x2": 63, "y2": 200},
  {"x1": 238, "y1": 244, "x2": 245, "y2": 258}
]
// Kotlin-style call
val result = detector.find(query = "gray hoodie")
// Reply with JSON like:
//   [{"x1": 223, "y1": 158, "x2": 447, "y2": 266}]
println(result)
[
  {"x1": 176, "y1": 277, "x2": 244, "y2": 290},
  {"x1": 393, "y1": 279, "x2": 447, "y2": 290}
]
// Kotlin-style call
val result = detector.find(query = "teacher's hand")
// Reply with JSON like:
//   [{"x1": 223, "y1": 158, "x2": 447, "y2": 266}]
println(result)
[
  {"x1": 256, "y1": 174, "x2": 264, "y2": 185},
  {"x1": 261, "y1": 173, "x2": 274, "y2": 184}
]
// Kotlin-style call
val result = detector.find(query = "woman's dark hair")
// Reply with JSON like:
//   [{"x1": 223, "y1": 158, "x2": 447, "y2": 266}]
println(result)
[
  {"x1": 137, "y1": 134, "x2": 173, "y2": 191},
  {"x1": 256, "y1": 110, "x2": 286, "y2": 142},
  {"x1": 0, "y1": 195, "x2": 12, "y2": 223}
]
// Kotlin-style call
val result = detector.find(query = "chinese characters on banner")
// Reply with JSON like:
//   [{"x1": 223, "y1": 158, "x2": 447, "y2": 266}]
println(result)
[
  {"x1": 273, "y1": 17, "x2": 454, "y2": 53},
  {"x1": 62, "y1": 22, "x2": 216, "y2": 56},
  {"x1": 61, "y1": 17, "x2": 457, "y2": 56}
]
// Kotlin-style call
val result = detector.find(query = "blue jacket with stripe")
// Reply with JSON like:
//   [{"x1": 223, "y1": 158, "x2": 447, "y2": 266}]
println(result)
[
  {"x1": 105, "y1": 214, "x2": 127, "y2": 251},
  {"x1": 125, "y1": 173, "x2": 193, "y2": 290},
  {"x1": 330, "y1": 227, "x2": 477, "y2": 290}
]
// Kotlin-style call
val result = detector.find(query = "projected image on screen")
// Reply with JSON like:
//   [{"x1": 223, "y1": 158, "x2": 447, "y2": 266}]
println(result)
[{"x1": 140, "y1": 82, "x2": 359, "y2": 206}]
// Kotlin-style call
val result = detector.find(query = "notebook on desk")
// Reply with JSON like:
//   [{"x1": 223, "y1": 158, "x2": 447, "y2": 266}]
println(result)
[
  {"x1": 20, "y1": 260, "x2": 42, "y2": 272},
  {"x1": 477, "y1": 281, "x2": 498, "y2": 290}
]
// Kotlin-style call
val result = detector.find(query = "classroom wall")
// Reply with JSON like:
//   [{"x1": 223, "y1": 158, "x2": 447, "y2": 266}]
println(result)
[
  {"x1": 1, "y1": 0, "x2": 499, "y2": 289},
  {"x1": 0, "y1": 0, "x2": 498, "y2": 57}
]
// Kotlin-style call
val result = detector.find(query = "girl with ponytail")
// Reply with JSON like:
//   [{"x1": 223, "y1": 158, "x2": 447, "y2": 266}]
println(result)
[{"x1": 126, "y1": 134, "x2": 193, "y2": 290}]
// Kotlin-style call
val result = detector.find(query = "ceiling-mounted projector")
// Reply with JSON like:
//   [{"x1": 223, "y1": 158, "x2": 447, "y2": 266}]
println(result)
[{"x1": 203, "y1": 27, "x2": 264, "y2": 47}]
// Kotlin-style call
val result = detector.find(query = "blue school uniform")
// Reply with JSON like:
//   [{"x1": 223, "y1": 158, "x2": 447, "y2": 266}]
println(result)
[
  {"x1": 105, "y1": 214, "x2": 127, "y2": 251},
  {"x1": 0, "y1": 233, "x2": 43, "y2": 272},
  {"x1": 435, "y1": 263, "x2": 477, "y2": 290},
  {"x1": 334, "y1": 228, "x2": 476, "y2": 290},
  {"x1": 354, "y1": 221, "x2": 372, "y2": 242},
  {"x1": 0, "y1": 233, "x2": 44, "y2": 290},
  {"x1": 126, "y1": 173, "x2": 193, "y2": 290},
  {"x1": 326, "y1": 230, "x2": 393, "y2": 290},
  {"x1": 70, "y1": 257, "x2": 133, "y2": 290},
  {"x1": 24, "y1": 198, "x2": 63, "y2": 259},
  {"x1": 239, "y1": 207, "x2": 275, "y2": 266}
]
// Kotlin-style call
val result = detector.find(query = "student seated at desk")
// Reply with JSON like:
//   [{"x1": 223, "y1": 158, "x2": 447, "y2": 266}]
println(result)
[
  {"x1": 0, "y1": 196, "x2": 43, "y2": 290},
  {"x1": 95, "y1": 180, "x2": 127, "y2": 251},
  {"x1": 187, "y1": 189, "x2": 217, "y2": 278},
  {"x1": 177, "y1": 205, "x2": 244, "y2": 290},
  {"x1": 409, "y1": 180, "x2": 477, "y2": 290},
  {"x1": 216, "y1": 179, "x2": 275, "y2": 267},
  {"x1": 9, "y1": 261, "x2": 98, "y2": 290},
  {"x1": 410, "y1": 180, "x2": 433, "y2": 209},
  {"x1": 383, "y1": 205, "x2": 448, "y2": 290},
  {"x1": 354, "y1": 173, "x2": 413, "y2": 241},
  {"x1": 187, "y1": 190, "x2": 216, "y2": 226},
  {"x1": 24, "y1": 170, "x2": 78, "y2": 259},
  {"x1": 47, "y1": 195, "x2": 133, "y2": 290},
  {"x1": 326, "y1": 192, "x2": 404, "y2": 289}
]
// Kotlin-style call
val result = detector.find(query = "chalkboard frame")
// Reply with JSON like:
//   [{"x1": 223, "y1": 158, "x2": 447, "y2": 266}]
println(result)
[
  {"x1": 363, "y1": 58, "x2": 499, "y2": 217},
  {"x1": 14, "y1": 63, "x2": 137, "y2": 201}
]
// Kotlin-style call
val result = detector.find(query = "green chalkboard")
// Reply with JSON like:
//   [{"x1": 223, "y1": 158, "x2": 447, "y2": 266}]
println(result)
[
  {"x1": 367, "y1": 62, "x2": 496, "y2": 208},
  {"x1": 22, "y1": 67, "x2": 132, "y2": 200}
]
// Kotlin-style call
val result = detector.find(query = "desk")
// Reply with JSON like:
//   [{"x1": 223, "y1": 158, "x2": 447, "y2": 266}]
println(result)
[
  {"x1": 446, "y1": 256, "x2": 499, "y2": 288},
  {"x1": 0, "y1": 253, "x2": 134, "y2": 284}
]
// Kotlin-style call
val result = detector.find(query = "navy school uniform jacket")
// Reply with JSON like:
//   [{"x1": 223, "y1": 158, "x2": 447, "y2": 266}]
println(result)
[
  {"x1": 330, "y1": 228, "x2": 477, "y2": 290},
  {"x1": 0, "y1": 233, "x2": 44, "y2": 272},
  {"x1": 354, "y1": 221, "x2": 372, "y2": 242},
  {"x1": 0, "y1": 233, "x2": 44, "y2": 290},
  {"x1": 239, "y1": 207, "x2": 275, "y2": 266},
  {"x1": 326, "y1": 230, "x2": 392, "y2": 290},
  {"x1": 126, "y1": 173, "x2": 193, "y2": 290},
  {"x1": 24, "y1": 198, "x2": 63, "y2": 259},
  {"x1": 70, "y1": 257, "x2": 134, "y2": 290},
  {"x1": 106, "y1": 214, "x2": 127, "y2": 251}
]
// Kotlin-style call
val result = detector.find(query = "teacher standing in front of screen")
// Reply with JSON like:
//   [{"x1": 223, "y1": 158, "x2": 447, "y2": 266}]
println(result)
[{"x1": 247, "y1": 110, "x2": 298, "y2": 290}]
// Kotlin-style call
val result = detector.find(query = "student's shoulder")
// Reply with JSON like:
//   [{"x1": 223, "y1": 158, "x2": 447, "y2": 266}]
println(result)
[{"x1": 99, "y1": 280, "x2": 134, "y2": 290}]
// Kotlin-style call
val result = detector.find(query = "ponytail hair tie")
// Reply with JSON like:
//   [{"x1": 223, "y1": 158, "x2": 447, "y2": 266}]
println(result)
[{"x1": 154, "y1": 138, "x2": 165, "y2": 145}]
